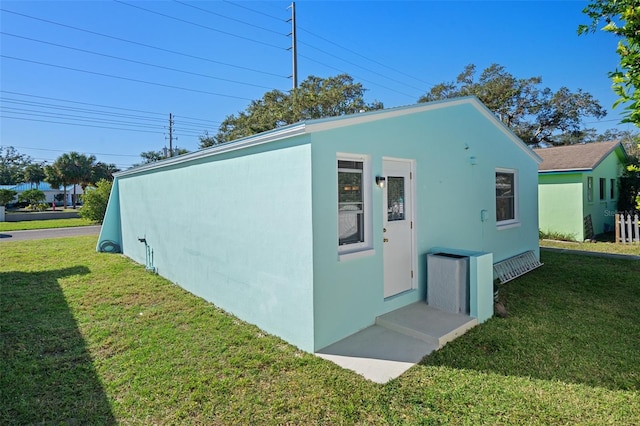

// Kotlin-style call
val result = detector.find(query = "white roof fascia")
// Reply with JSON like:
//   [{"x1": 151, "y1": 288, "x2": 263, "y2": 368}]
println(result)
[{"x1": 114, "y1": 123, "x2": 307, "y2": 177}]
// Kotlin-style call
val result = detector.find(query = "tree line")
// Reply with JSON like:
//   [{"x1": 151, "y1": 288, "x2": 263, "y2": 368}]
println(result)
[{"x1": 0, "y1": 147, "x2": 119, "y2": 209}]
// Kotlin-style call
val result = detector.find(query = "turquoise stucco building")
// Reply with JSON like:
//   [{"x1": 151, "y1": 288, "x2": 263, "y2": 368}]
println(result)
[
  {"x1": 98, "y1": 97, "x2": 541, "y2": 352},
  {"x1": 536, "y1": 141, "x2": 628, "y2": 241}
]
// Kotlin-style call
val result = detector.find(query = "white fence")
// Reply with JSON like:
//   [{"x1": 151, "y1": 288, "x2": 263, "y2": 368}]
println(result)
[{"x1": 616, "y1": 213, "x2": 640, "y2": 244}]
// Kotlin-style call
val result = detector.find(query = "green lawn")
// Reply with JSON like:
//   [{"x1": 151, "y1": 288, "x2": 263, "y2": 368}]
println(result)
[
  {"x1": 540, "y1": 238, "x2": 640, "y2": 256},
  {"x1": 0, "y1": 218, "x2": 94, "y2": 231},
  {"x1": 1, "y1": 237, "x2": 638, "y2": 424}
]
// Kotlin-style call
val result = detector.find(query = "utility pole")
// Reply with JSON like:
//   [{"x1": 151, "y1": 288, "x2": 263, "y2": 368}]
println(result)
[
  {"x1": 287, "y1": 2, "x2": 298, "y2": 90},
  {"x1": 167, "y1": 113, "x2": 175, "y2": 157}
]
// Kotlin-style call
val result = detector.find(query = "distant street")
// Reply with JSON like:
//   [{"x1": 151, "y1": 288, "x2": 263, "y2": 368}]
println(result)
[{"x1": 0, "y1": 226, "x2": 101, "y2": 242}]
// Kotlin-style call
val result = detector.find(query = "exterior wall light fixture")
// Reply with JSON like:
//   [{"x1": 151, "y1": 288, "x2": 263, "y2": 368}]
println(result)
[{"x1": 375, "y1": 176, "x2": 386, "y2": 188}]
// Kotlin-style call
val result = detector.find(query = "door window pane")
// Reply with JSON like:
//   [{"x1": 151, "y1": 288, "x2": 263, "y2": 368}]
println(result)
[{"x1": 387, "y1": 176, "x2": 405, "y2": 221}]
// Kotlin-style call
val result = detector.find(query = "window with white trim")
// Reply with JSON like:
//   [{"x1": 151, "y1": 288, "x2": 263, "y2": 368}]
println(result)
[
  {"x1": 338, "y1": 155, "x2": 371, "y2": 253},
  {"x1": 587, "y1": 177, "x2": 593, "y2": 202},
  {"x1": 496, "y1": 169, "x2": 518, "y2": 225}
]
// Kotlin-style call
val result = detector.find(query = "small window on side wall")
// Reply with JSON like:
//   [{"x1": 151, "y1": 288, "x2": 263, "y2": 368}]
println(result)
[
  {"x1": 337, "y1": 155, "x2": 371, "y2": 255},
  {"x1": 587, "y1": 177, "x2": 593, "y2": 202},
  {"x1": 610, "y1": 178, "x2": 615, "y2": 199},
  {"x1": 496, "y1": 169, "x2": 518, "y2": 226},
  {"x1": 599, "y1": 178, "x2": 606, "y2": 200}
]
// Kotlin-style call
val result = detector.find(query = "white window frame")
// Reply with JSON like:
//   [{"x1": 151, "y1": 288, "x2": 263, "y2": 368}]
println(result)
[
  {"x1": 337, "y1": 153, "x2": 373, "y2": 259},
  {"x1": 495, "y1": 168, "x2": 520, "y2": 229}
]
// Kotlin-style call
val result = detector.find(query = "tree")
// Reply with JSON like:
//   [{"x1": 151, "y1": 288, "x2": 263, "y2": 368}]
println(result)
[
  {"x1": 0, "y1": 146, "x2": 31, "y2": 185},
  {"x1": 23, "y1": 163, "x2": 46, "y2": 188},
  {"x1": 586, "y1": 128, "x2": 639, "y2": 156},
  {"x1": 579, "y1": 1, "x2": 640, "y2": 210},
  {"x1": 139, "y1": 150, "x2": 165, "y2": 164},
  {"x1": 0, "y1": 189, "x2": 17, "y2": 206},
  {"x1": 51, "y1": 152, "x2": 97, "y2": 209},
  {"x1": 44, "y1": 164, "x2": 68, "y2": 209},
  {"x1": 18, "y1": 189, "x2": 46, "y2": 210},
  {"x1": 418, "y1": 63, "x2": 606, "y2": 146},
  {"x1": 137, "y1": 148, "x2": 189, "y2": 165},
  {"x1": 201, "y1": 74, "x2": 384, "y2": 147},
  {"x1": 580, "y1": 0, "x2": 640, "y2": 127},
  {"x1": 79, "y1": 179, "x2": 112, "y2": 223},
  {"x1": 92, "y1": 162, "x2": 119, "y2": 182}
]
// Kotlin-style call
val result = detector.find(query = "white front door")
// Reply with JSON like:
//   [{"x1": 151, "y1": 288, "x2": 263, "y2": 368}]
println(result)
[{"x1": 383, "y1": 158, "x2": 415, "y2": 298}]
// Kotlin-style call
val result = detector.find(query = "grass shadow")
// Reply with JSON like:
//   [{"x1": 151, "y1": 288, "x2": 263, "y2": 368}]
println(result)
[
  {"x1": 0, "y1": 266, "x2": 116, "y2": 425},
  {"x1": 420, "y1": 251, "x2": 640, "y2": 391}
]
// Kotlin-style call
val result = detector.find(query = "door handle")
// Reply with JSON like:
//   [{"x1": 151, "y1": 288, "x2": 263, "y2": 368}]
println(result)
[{"x1": 383, "y1": 238, "x2": 389, "y2": 243}]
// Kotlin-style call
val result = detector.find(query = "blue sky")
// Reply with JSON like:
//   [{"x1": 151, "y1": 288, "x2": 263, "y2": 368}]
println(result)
[{"x1": 0, "y1": 1, "x2": 632, "y2": 169}]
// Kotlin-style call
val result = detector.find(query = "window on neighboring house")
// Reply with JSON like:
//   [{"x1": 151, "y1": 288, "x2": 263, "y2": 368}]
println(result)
[
  {"x1": 610, "y1": 178, "x2": 615, "y2": 199},
  {"x1": 496, "y1": 169, "x2": 518, "y2": 226},
  {"x1": 587, "y1": 177, "x2": 593, "y2": 202},
  {"x1": 338, "y1": 155, "x2": 370, "y2": 254},
  {"x1": 599, "y1": 178, "x2": 606, "y2": 200}
]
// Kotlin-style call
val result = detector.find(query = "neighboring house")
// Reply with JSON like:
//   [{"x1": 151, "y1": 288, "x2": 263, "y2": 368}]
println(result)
[
  {"x1": 0, "y1": 182, "x2": 83, "y2": 206},
  {"x1": 98, "y1": 97, "x2": 542, "y2": 353},
  {"x1": 535, "y1": 141, "x2": 628, "y2": 241}
]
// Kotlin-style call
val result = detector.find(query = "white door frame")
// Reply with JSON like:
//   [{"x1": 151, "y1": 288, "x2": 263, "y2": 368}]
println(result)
[{"x1": 382, "y1": 157, "x2": 417, "y2": 298}]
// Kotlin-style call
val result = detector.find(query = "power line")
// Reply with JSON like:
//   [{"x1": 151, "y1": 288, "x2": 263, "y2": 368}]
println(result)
[
  {"x1": 298, "y1": 39, "x2": 425, "y2": 93},
  {"x1": 1, "y1": 90, "x2": 221, "y2": 124},
  {"x1": 298, "y1": 25, "x2": 434, "y2": 88},
  {"x1": 1, "y1": 95, "x2": 218, "y2": 135},
  {"x1": 9, "y1": 145, "x2": 141, "y2": 158},
  {"x1": 0, "y1": 8, "x2": 288, "y2": 79},
  {"x1": 223, "y1": 0, "x2": 286, "y2": 23},
  {"x1": 1, "y1": 115, "x2": 168, "y2": 135},
  {"x1": 298, "y1": 53, "x2": 415, "y2": 99},
  {"x1": 2, "y1": 32, "x2": 278, "y2": 90},
  {"x1": 1, "y1": 106, "x2": 167, "y2": 130},
  {"x1": 1, "y1": 100, "x2": 215, "y2": 134},
  {"x1": 224, "y1": 1, "x2": 432, "y2": 91},
  {"x1": 2, "y1": 98, "x2": 167, "y2": 124},
  {"x1": 114, "y1": 0, "x2": 287, "y2": 51},
  {"x1": 173, "y1": 0, "x2": 287, "y2": 37},
  {"x1": 1, "y1": 55, "x2": 255, "y2": 101}
]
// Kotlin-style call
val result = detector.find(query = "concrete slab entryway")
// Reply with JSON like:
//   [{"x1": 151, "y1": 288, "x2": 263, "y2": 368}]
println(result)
[{"x1": 316, "y1": 302, "x2": 477, "y2": 383}]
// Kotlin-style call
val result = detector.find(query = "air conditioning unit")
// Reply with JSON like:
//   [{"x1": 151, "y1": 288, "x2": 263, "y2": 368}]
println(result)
[{"x1": 427, "y1": 253, "x2": 469, "y2": 314}]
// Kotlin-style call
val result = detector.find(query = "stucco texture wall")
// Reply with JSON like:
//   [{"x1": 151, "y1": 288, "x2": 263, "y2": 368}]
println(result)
[
  {"x1": 309, "y1": 102, "x2": 540, "y2": 350},
  {"x1": 110, "y1": 140, "x2": 316, "y2": 351}
]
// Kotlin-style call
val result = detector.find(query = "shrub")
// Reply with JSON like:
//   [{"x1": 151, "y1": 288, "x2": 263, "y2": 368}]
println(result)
[
  {"x1": 26, "y1": 203, "x2": 49, "y2": 212},
  {"x1": 79, "y1": 179, "x2": 112, "y2": 223},
  {"x1": 0, "y1": 189, "x2": 17, "y2": 206},
  {"x1": 18, "y1": 189, "x2": 46, "y2": 210},
  {"x1": 539, "y1": 229, "x2": 577, "y2": 242}
]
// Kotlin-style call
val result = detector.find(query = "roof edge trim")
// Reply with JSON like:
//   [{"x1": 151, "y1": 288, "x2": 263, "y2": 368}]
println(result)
[{"x1": 114, "y1": 123, "x2": 307, "y2": 177}]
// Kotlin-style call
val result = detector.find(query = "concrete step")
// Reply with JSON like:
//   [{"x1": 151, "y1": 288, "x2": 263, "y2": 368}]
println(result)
[{"x1": 375, "y1": 302, "x2": 477, "y2": 348}]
